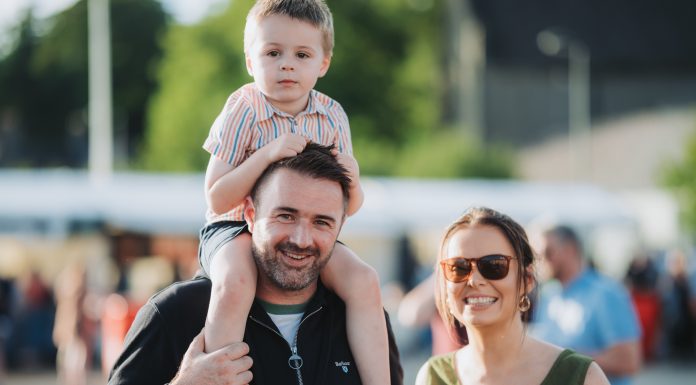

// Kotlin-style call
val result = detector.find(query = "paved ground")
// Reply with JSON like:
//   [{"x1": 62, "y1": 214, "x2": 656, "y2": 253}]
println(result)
[{"x1": 3, "y1": 350, "x2": 695, "y2": 384}]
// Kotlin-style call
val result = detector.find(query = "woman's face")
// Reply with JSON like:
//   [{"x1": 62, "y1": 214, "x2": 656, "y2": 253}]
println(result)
[{"x1": 443, "y1": 225, "x2": 522, "y2": 329}]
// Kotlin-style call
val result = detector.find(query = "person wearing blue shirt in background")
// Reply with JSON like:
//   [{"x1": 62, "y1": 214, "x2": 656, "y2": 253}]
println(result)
[{"x1": 532, "y1": 225, "x2": 642, "y2": 385}]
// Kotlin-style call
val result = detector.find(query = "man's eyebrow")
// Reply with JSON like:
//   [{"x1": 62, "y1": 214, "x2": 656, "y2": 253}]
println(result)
[
  {"x1": 274, "y1": 206, "x2": 299, "y2": 214},
  {"x1": 315, "y1": 214, "x2": 337, "y2": 224}
]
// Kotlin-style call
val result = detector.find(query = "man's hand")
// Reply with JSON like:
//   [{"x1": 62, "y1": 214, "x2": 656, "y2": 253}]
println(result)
[
  {"x1": 263, "y1": 133, "x2": 309, "y2": 163},
  {"x1": 170, "y1": 331, "x2": 253, "y2": 385}
]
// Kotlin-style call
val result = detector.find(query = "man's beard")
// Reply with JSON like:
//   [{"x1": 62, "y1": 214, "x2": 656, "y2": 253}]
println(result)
[{"x1": 252, "y1": 240, "x2": 332, "y2": 291}]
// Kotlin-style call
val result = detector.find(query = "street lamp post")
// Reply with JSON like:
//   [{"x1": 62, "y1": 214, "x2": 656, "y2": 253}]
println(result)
[
  {"x1": 88, "y1": 0, "x2": 113, "y2": 186},
  {"x1": 537, "y1": 30, "x2": 591, "y2": 181}
]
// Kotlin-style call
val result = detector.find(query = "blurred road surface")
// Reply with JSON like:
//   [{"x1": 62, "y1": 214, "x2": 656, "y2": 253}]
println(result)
[{"x1": 3, "y1": 355, "x2": 695, "y2": 384}]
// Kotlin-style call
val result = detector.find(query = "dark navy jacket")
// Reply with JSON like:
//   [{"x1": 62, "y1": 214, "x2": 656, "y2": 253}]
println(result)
[{"x1": 108, "y1": 276, "x2": 403, "y2": 385}]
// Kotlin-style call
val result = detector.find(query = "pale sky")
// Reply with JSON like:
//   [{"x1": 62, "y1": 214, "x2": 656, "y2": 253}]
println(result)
[{"x1": 0, "y1": 0, "x2": 227, "y2": 33}]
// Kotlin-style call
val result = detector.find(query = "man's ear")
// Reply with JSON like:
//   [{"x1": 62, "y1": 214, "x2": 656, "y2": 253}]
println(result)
[{"x1": 244, "y1": 196, "x2": 256, "y2": 232}]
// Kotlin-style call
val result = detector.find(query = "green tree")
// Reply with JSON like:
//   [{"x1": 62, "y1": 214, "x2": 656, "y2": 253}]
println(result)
[
  {"x1": 0, "y1": 0, "x2": 168, "y2": 167},
  {"x1": 662, "y1": 123, "x2": 696, "y2": 235},
  {"x1": 140, "y1": 0, "x2": 252, "y2": 171}
]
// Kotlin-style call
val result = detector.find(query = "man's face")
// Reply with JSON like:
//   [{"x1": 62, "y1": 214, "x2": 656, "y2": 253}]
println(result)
[
  {"x1": 541, "y1": 233, "x2": 566, "y2": 280},
  {"x1": 245, "y1": 169, "x2": 344, "y2": 299}
]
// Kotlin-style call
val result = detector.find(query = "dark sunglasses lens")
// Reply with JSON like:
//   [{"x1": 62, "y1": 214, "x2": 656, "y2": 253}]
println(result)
[
  {"x1": 444, "y1": 260, "x2": 472, "y2": 282},
  {"x1": 478, "y1": 255, "x2": 510, "y2": 280}
]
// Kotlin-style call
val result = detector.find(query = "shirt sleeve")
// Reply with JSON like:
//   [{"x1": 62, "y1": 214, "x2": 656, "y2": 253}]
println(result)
[
  {"x1": 595, "y1": 282, "x2": 641, "y2": 347},
  {"x1": 328, "y1": 101, "x2": 353, "y2": 155},
  {"x1": 107, "y1": 303, "x2": 179, "y2": 385},
  {"x1": 202, "y1": 90, "x2": 256, "y2": 166}
]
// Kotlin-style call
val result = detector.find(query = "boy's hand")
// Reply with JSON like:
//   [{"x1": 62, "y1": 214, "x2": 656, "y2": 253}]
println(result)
[
  {"x1": 170, "y1": 331, "x2": 253, "y2": 385},
  {"x1": 334, "y1": 152, "x2": 360, "y2": 185},
  {"x1": 264, "y1": 133, "x2": 309, "y2": 163}
]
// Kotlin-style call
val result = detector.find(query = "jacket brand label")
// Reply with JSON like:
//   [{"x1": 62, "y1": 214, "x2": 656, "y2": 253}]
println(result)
[{"x1": 335, "y1": 361, "x2": 351, "y2": 374}]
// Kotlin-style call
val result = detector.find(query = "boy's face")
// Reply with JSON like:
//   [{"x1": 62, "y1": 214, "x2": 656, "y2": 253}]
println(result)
[{"x1": 246, "y1": 14, "x2": 331, "y2": 116}]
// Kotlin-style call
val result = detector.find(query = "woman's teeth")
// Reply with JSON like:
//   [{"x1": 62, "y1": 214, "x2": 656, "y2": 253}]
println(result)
[{"x1": 466, "y1": 297, "x2": 496, "y2": 305}]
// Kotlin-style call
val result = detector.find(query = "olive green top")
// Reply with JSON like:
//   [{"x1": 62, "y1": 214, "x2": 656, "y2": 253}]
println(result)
[{"x1": 422, "y1": 348, "x2": 593, "y2": 385}]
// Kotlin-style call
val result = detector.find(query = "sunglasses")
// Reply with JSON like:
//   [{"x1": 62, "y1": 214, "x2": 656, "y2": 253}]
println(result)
[{"x1": 439, "y1": 254, "x2": 516, "y2": 282}]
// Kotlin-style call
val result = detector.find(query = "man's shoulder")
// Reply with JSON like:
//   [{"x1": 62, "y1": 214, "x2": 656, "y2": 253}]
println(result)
[
  {"x1": 147, "y1": 276, "x2": 211, "y2": 319},
  {"x1": 583, "y1": 270, "x2": 628, "y2": 295}
]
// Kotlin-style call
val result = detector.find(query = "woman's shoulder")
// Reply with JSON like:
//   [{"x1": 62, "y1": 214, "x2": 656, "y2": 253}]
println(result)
[
  {"x1": 539, "y1": 345, "x2": 594, "y2": 385},
  {"x1": 415, "y1": 351, "x2": 459, "y2": 385}
]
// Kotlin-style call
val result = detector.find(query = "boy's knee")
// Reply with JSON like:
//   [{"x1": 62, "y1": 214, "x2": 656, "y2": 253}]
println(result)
[{"x1": 348, "y1": 264, "x2": 382, "y2": 297}]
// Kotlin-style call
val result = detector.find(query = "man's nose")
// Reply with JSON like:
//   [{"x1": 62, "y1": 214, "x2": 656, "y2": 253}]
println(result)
[{"x1": 289, "y1": 222, "x2": 312, "y2": 248}]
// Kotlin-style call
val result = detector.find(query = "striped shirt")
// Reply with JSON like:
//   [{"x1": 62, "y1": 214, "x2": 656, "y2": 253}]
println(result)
[{"x1": 203, "y1": 83, "x2": 352, "y2": 223}]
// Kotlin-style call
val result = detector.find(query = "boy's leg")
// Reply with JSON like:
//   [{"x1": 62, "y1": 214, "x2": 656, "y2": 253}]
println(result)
[
  {"x1": 321, "y1": 243, "x2": 390, "y2": 385},
  {"x1": 204, "y1": 233, "x2": 257, "y2": 353}
]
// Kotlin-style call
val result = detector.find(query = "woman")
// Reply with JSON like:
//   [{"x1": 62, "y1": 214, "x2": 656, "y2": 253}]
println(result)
[{"x1": 416, "y1": 207, "x2": 609, "y2": 385}]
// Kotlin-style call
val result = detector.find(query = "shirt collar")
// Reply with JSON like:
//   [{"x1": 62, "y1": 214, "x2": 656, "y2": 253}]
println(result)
[
  {"x1": 563, "y1": 267, "x2": 593, "y2": 292},
  {"x1": 256, "y1": 88, "x2": 329, "y2": 122}
]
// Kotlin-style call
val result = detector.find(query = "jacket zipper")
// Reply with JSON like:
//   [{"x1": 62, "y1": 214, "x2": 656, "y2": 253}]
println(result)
[{"x1": 249, "y1": 306, "x2": 323, "y2": 385}]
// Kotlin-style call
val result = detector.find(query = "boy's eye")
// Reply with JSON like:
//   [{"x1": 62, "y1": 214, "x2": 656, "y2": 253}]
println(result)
[
  {"x1": 267, "y1": 50, "x2": 280, "y2": 57},
  {"x1": 297, "y1": 52, "x2": 309, "y2": 59}
]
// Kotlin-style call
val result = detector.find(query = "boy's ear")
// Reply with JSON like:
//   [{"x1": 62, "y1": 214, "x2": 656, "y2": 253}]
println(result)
[
  {"x1": 318, "y1": 53, "x2": 331, "y2": 78},
  {"x1": 245, "y1": 54, "x2": 254, "y2": 77},
  {"x1": 244, "y1": 196, "x2": 256, "y2": 232}
]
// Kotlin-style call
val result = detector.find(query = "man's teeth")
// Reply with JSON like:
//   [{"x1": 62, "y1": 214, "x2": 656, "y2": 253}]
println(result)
[
  {"x1": 466, "y1": 297, "x2": 496, "y2": 305},
  {"x1": 286, "y1": 253, "x2": 305, "y2": 260}
]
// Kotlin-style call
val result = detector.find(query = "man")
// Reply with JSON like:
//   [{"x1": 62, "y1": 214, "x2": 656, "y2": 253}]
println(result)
[
  {"x1": 532, "y1": 225, "x2": 641, "y2": 385},
  {"x1": 108, "y1": 143, "x2": 403, "y2": 385}
]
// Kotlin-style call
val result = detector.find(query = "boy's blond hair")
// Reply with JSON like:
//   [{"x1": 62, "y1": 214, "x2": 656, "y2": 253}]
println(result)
[{"x1": 244, "y1": 0, "x2": 334, "y2": 56}]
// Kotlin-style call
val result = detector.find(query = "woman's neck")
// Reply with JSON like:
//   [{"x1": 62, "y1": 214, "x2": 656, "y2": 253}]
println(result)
[{"x1": 457, "y1": 318, "x2": 527, "y2": 379}]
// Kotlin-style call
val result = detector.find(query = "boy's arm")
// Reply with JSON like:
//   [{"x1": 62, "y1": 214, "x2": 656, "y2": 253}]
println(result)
[
  {"x1": 334, "y1": 152, "x2": 363, "y2": 216},
  {"x1": 206, "y1": 133, "x2": 309, "y2": 215}
]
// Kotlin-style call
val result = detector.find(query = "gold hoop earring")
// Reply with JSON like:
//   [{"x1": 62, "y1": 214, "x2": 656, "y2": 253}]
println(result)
[{"x1": 518, "y1": 294, "x2": 531, "y2": 312}]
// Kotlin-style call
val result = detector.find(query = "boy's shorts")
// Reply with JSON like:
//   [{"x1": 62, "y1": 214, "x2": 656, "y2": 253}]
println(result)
[{"x1": 198, "y1": 220, "x2": 249, "y2": 278}]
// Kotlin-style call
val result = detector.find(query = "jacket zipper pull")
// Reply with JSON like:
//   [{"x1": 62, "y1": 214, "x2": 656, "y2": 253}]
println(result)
[{"x1": 288, "y1": 345, "x2": 303, "y2": 370}]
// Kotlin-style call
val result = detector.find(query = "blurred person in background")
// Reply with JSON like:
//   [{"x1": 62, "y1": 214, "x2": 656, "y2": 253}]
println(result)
[
  {"x1": 398, "y1": 273, "x2": 463, "y2": 356},
  {"x1": 0, "y1": 277, "x2": 17, "y2": 382},
  {"x1": 532, "y1": 225, "x2": 641, "y2": 385},
  {"x1": 417, "y1": 207, "x2": 608, "y2": 385},
  {"x1": 7, "y1": 270, "x2": 56, "y2": 369},
  {"x1": 625, "y1": 254, "x2": 661, "y2": 361},
  {"x1": 659, "y1": 249, "x2": 695, "y2": 361},
  {"x1": 52, "y1": 263, "x2": 89, "y2": 385}
]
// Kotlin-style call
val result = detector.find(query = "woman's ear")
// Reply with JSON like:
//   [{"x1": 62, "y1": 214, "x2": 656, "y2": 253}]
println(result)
[{"x1": 524, "y1": 264, "x2": 536, "y2": 294}]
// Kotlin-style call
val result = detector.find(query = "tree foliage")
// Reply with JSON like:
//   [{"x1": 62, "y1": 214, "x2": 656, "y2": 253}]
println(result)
[
  {"x1": 0, "y1": 0, "x2": 167, "y2": 167},
  {"x1": 662, "y1": 121, "x2": 696, "y2": 235}
]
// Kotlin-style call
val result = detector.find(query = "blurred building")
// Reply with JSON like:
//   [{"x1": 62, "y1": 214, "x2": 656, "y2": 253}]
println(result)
[{"x1": 448, "y1": 0, "x2": 696, "y2": 189}]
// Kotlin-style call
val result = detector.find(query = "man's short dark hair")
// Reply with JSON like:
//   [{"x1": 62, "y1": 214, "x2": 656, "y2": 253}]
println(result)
[
  {"x1": 250, "y1": 142, "x2": 351, "y2": 209},
  {"x1": 546, "y1": 225, "x2": 583, "y2": 255}
]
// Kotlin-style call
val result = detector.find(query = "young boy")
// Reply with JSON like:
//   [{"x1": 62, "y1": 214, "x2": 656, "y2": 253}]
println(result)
[{"x1": 199, "y1": 1, "x2": 390, "y2": 384}]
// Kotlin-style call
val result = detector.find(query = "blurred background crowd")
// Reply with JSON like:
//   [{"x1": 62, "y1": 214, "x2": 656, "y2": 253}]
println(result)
[{"x1": 1, "y1": 0, "x2": 696, "y2": 383}]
